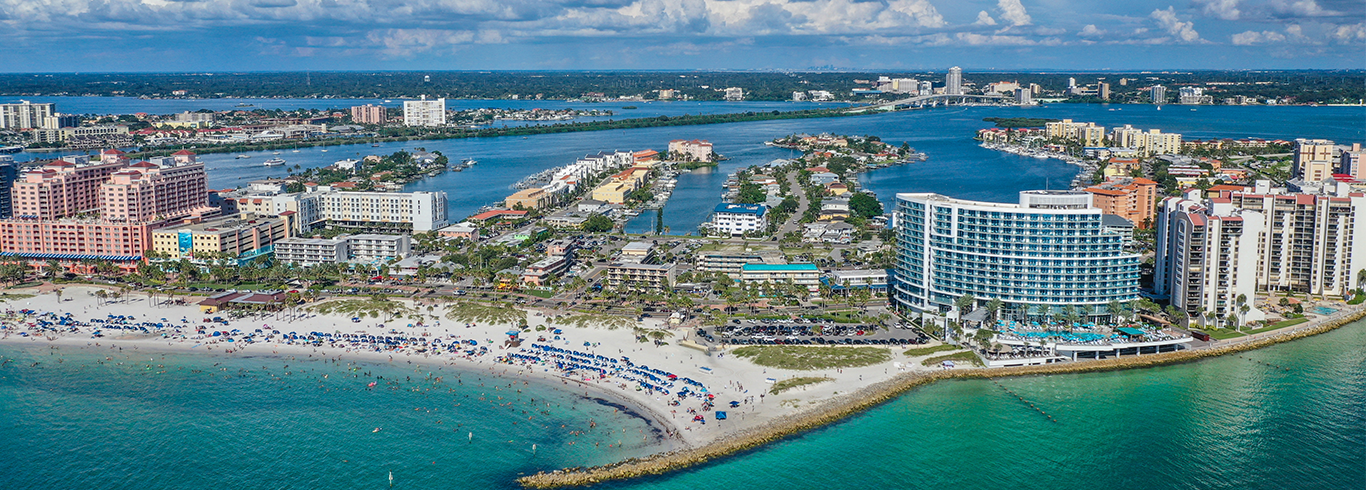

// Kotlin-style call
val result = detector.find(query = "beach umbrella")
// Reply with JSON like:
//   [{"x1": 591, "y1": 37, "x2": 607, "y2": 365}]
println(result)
[{"x1": 506, "y1": 331, "x2": 520, "y2": 336}]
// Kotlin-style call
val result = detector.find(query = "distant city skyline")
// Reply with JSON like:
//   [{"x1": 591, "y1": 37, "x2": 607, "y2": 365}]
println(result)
[{"x1": 0, "y1": 0, "x2": 1362, "y2": 72}]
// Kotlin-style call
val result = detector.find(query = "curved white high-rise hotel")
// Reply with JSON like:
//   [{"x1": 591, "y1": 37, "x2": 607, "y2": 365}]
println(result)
[{"x1": 892, "y1": 191, "x2": 1139, "y2": 321}]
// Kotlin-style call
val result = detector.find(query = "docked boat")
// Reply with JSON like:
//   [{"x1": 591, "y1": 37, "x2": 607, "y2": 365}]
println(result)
[
  {"x1": 263, "y1": 158, "x2": 285, "y2": 166},
  {"x1": 0, "y1": 145, "x2": 23, "y2": 154}
]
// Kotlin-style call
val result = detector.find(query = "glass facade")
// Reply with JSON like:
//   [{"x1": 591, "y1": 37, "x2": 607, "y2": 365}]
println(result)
[{"x1": 893, "y1": 192, "x2": 1139, "y2": 319}]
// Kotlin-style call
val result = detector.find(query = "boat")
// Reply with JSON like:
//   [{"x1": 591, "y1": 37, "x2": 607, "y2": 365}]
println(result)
[
  {"x1": 0, "y1": 145, "x2": 23, "y2": 154},
  {"x1": 263, "y1": 158, "x2": 285, "y2": 166},
  {"x1": 236, "y1": 155, "x2": 250, "y2": 159},
  {"x1": 235, "y1": 103, "x2": 254, "y2": 107},
  {"x1": 462, "y1": 159, "x2": 477, "y2": 166},
  {"x1": 321, "y1": 149, "x2": 329, "y2": 153},
  {"x1": 292, "y1": 149, "x2": 300, "y2": 153},
  {"x1": 372, "y1": 143, "x2": 381, "y2": 147},
  {"x1": 272, "y1": 151, "x2": 281, "y2": 155}
]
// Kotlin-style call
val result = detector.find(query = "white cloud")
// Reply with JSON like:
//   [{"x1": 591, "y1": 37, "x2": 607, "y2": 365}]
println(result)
[
  {"x1": 1193, "y1": 0, "x2": 1240, "y2": 20},
  {"x1": 975, "y1": 11, "x2": 997, "y2": 26},
  {"x1": 887, "y1": 0, "x2": 947, "y2": 28},
  {"x1": 364, "y1": 28, "x2": 477, "y2": 57},
  {"x1": 995, "y1": 0, "x2": 1031, "y2": 26},
  {"x1": 1272, "y1": 0, "x2": 1340, "y2": 18},
  {"x1": 1231, "y1": 30, "x2": 1286, "y2": 45},
  {"x1": 1078, "y1": 24, "x2": 1106, "y2": 37},
  {"x1": 1332, "y1": 22, "x2": 1366, "y2": 42},
  {"x1": 1150, "y1": 6, "x2": 1202, "y2": 43},
  {"x1": 956, "y1": 32, "x2": 1035, "y2": 45},
  {"x1": 1284, "y1": 24, "x2": 1308, "y2": 41}
]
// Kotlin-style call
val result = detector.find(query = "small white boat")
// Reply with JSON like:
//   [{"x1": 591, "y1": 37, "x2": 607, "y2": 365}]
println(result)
[
  {"x1": 462, "y1": 159, "x2": 478, "y2": 166},
  {"x1": 263, "y1": 158, "x2": 285, "y2": 166},
  {"x1": 273, "y1": 151, "x2": 281, "y2": 155},
  {"x1": 236, "y1": 155, "x2": 250, "y2": 159},
  {"x1": 321, "y1": 149, "x2": 329, "y2": 152}
]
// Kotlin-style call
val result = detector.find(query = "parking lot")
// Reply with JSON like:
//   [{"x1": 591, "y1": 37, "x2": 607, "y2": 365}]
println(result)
[{"x1": 696, "y1": 318, "x2": 928, "y2": 346}]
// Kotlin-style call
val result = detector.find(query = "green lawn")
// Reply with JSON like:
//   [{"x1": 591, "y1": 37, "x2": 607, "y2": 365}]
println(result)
[
  {"x1": 903, "y1": 344, "x2": 961, "y2": 357},
  {"x1": 769, "y1": 376, "x2": 833, "y2": 395},
  {"x1": 732, "y1": 346, "x2": 891, "y2": 370},
  {"x1": 1244, "y1": 318, "x2": 1309, "y2": 335},
  {"x1": 803, "y1": 310, "x2": 873, "y2": 324},
  {"x1": 1199, "y1": 328, "x2": 1246, "y2": 340},
  {"x1": 525, "y1": 290, "x2": 555, "y2": 299},
  {"x1": 921, "y1": 351, "x2": 983, "y2": 367}
]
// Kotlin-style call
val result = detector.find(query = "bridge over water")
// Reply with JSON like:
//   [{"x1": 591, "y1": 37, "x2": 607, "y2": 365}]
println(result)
[{"x1": 849, "y1": 93, "x2": 1014, "y2": 112}]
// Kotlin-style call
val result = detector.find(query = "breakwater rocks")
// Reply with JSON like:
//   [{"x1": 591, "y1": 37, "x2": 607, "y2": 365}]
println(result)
[{"x1": 517, "y1": 310, "x2": 1364, "y2": 489}]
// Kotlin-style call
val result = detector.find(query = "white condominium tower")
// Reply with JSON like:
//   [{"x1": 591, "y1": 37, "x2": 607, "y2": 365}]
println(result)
[
  {"x1": 946, "y1": 67, "x2": 963, "y2": 95},
  {"x1": 403, "y1": 96, "x2": 447, "y2": 127},
  {"x1": 892, "y1": 190, "x2": 1140, "y2": 322}
]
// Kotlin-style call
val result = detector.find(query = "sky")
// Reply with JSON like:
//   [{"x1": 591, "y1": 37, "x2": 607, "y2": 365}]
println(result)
[{"x1": 0, "y1": 0, "x2": 1362, "y2": 72}]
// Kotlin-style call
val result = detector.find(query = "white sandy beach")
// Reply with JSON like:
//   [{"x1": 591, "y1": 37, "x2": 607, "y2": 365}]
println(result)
[{"x1": 0, "y1": 286, "x2": 940, "y2": 449}]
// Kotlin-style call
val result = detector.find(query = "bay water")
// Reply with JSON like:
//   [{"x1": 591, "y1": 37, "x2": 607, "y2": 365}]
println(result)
[{"x1": 2, "y1": 318, "x2": 1361, "y2": 489}]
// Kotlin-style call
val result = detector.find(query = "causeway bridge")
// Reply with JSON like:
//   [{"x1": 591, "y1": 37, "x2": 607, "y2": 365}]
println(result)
[{"x1": 850, "y1": 93, "x2": 1014, "y2": 112}]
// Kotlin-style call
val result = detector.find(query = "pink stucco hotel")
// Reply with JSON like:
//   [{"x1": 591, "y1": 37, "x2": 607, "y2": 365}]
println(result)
[{"x1": 0, "y1": 151, "x2": 216, "y2": 273}]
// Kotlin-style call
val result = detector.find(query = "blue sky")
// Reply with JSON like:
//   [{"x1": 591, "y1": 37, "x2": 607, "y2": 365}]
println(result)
[{"x1": 1, "y1": 0, "x2": 1361, "y2": 71}]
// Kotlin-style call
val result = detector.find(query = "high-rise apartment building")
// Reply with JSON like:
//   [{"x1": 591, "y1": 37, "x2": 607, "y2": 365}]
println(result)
[
  {"x1": 402, "y1": 96, "x2": 446, "y2": 127},
  {"x1": 1151, "y1": 84, "x2": 1168, "y2": 104},
  {"x1": 1178, "y1": 86, "x2": 1210, "y2": 105},
  {"x1": 1340, "y1": 143, "x2": 1364, "y2": 179},
  {"x1": 1083, "y1": 177, "x2": 1160, "y2": 228},
  {"x1": 1099, "y1": 82, "x2": 1111, "y2": 101},
  {"x1": 350, "y1": 105, "x2": 387, "y2": 125},
  {"x1": 0, "y1": 101, "x2": 55, "y2": 129},
  {"x1": 0, "y1": 157, "x2": 16, "y2": 219},
  {"x1": 946, "y1": 67, "x2": 963, "y2": 96},
  {"x1": 892, "y1": 191, "x2": 1140, "y2": 321},
  {"x1": 1156, "y1": 183, "x2": 1366, "y2": 321},
  {"x1": 1293, "y1": 138, "x2": 1336, "y2": 182}
]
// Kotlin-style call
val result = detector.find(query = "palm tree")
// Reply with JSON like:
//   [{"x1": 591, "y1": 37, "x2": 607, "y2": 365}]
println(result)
[
  {"x1": 953, "y1": 293, "x2": 975, "y2": 321},
  {"x1": 985, "y1": 298, "x2": 1003, "y2": 324},
  {"x1": 1106, "y1": 300, "x2": 1123, "y2": 324},
  {"x1": 1238, "y1": 304, "x2": 1251, "y2": 331}
]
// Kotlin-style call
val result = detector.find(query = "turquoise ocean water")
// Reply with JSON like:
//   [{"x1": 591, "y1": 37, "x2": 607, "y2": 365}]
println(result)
[{"x1": 2, "y1": 319, "x2": 1362, "y2": 489}]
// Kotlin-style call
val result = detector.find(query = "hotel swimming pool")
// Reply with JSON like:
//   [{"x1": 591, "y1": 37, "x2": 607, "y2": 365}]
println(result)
[{"x1": 1311, "y1": 306, "x2": 1338, "y2": 316}]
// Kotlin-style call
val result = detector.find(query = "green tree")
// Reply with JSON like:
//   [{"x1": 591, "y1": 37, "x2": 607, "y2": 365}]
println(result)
[
  {"x1": 848, "y1": 192, "x2": 883, "y2": 219},
  {"x1": 581, "y1": 215, "x2": 613, "y2": 233},
  {"x1": 986, "y1": 298, "x2": 1003, "y2": 323}
]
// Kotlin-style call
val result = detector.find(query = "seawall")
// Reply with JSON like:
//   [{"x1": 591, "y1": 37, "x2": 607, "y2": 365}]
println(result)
[{"x1": 516, "y1": 309, "x2": 1365, "y2": 488}]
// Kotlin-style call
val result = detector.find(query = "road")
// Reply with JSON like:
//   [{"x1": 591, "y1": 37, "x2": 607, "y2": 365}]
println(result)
[{"x1": 778, "y1": 171, "x2": 810, "y2": 237}]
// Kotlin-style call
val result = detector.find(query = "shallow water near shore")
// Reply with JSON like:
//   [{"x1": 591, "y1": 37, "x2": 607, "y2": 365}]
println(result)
[
  {"x1": 0, "y1": 345, "x2": 663, "y2": 489},
  {"x1": 5, "y1": 318, "x2": 1361, "y2": 489},
  {"x1": 599, "y1": 318, "x2": 1366, "y2": 490}
]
